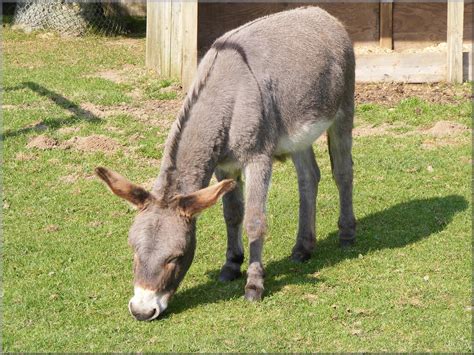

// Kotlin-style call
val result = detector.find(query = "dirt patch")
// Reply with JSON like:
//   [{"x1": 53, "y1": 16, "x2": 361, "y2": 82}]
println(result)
[
  {"x1": 87, "y1": 64, "x2": 149, "y2": 85},
  {"x1": 355, "y1": 82, "x2": 471, "y2": 106},
  {"x1": 58, "y1": 170, "x2": 95, "y2": 184},
  {"x1": 425, "y1": 121, "x2": 469, "y2": 137},
  {"x1": 27, "y1": 133, "x2": 121, "y2": 154},
  {"x1": 62, "y1": 135, "x2": 120, "y2": 153},
  {"x1": 421, "y1": 137, "x2": 466, "y2": 150},
  {"x1": 79, "y1": 102, "x2": 110, "y2": 119},
  {"x1": 27, "y1": 135, "x2": 59, "y2": 150},
  {"x1": 2, "y1": 104, "x2": 19, "y2": 110},
  {"x1": 79, "y1": 99, "x2": 181, "y2": 126},
  {"x1": 59, "y1": 173, "x2": 80, "y2": 184},
  {"x1": 127, "y1": 87, "x2": 143, "y2": 100},
  {"x1": 353, "y1": 123, "x2": 404, "y2": 137},
  {"x1": 57, "y1": 126, "x2": 80, "y2": 135},
  {"x1": 44, "y1": 224, "x2": 60, "y2": 233},
  {"x1": 105, "y1": 38, "x2": 144, "y2": 48},
  {"x1": 144, "y1": 98, "x2": 181, "y2": 115},
  {"x1": 15, "y1": 152, "x2": 36, "y2": 161},
  {"x1": 93, "y1": 70, "x2": 127, "y2": 84}
]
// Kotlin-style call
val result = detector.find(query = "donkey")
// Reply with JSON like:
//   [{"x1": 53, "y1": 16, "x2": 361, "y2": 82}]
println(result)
[{"x1": 96, "y1": 6, "x2": 356, "y2": 321}]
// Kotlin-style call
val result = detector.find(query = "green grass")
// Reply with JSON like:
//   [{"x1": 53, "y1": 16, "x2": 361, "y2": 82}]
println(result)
[
  {"x1": 358, "y1": 97, "x2": 472, "y2": 128},
  {"x1": 2, "y1": 25, "x2": 472, "y2": 352}
]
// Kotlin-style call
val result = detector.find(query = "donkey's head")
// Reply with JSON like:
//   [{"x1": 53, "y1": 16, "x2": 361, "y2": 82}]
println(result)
[{"x1": 95, "y1": 167, "x2": 235, "y2": 321}]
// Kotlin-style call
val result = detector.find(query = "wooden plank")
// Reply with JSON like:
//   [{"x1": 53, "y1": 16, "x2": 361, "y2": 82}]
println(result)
[
  {"x1": 170, "y1": 0, "x2": 183, "y2": 79},
  {"x1": 464, "y1": 1, "x2": 473, "y2": 44},
  {"x1": 356, "y1": 52, "x2": 447, "y2": 83},
  {"x1": 181, "y1": 0, "x2": 198, "y2": 90},
  {"x1": 161, "y1": 0, "x2": 172, "y2": 77},
  {"x1": 393, "y1": 3, "x2": 447, "y2": 50},
  {"x1": 380, "y1": 0, "x2": 393, "y2": 49},
  {"x1": 447, "y1": 0, "x2": 464, "y2": 83},
  {"x1": 145, "y1": 0, "x2": 160, "y2": 72}
]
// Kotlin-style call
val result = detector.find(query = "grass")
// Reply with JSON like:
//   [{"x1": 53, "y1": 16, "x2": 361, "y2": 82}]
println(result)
[
  {"x1": 357, "y1": 98, "x2": 472, "y2": 128},
  {"x1": 2, "y1": 24, "x2": 472, "y2": 352}
]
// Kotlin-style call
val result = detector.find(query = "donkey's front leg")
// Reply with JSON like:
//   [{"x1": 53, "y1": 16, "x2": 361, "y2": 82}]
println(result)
[
  {"x1": 243, "y1": 157, "x2": 272, "y2": 301},
  {"x1": 291, "y1": 147, "x2": 320, "y2": 262},
  {"x1": 215, "y1": 168, "x2": 244, "y2": 282}
]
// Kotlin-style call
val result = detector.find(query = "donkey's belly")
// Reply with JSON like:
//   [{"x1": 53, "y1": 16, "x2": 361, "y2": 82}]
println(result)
[{"x1": 275, "y1": 119, "x2": 333, "y2": 155}]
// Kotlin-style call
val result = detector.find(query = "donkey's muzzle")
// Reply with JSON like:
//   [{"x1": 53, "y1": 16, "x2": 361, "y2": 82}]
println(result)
[
  {"x1": 129, "y1": 303, "x2": 158, "y2": 321},
  {"x1": 128, "y1": 287, "x2": 169, "y2": 321}
]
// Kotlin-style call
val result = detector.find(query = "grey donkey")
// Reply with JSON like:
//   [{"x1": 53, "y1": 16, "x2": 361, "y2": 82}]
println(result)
[{"x1": 96, "y1": 6, "x2": 356, "y2": 321}]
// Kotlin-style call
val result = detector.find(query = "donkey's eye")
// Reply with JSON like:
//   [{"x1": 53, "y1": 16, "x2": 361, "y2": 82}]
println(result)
[{"x1": 166, "y1": 255, "x2": 182, "y2": 264}]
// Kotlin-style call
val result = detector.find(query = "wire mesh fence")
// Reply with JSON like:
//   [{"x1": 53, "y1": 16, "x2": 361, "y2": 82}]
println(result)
[{"x1": 13, "y1": 0, "x2": 127, "y2": 36}]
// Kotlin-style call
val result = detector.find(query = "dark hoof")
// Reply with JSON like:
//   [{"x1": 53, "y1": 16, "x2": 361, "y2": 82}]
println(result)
[
  {"x1": 244, "y1": 286, "x2": 263, "y2": 302},
  {"x1": 218, "y1": 265, "x2": 242, "y2": 282},
  {"x1": 339, "y1": 237, "x2": 355, "y2": 248},
  {"x1": 291, "y1": 248, "x2": 312, "y2": 263}
]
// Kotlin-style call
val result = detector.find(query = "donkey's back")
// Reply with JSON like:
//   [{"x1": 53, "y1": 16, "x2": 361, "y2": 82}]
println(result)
[{"x1": 195, "y1": 6, "x2": 355, "y2": 162}]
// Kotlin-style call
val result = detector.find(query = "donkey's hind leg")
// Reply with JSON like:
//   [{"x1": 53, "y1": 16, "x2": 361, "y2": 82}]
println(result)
[
  {"x1": 327, "y1": 107, "x2": 356, "y2": 247},
  {"x1": 291, "y1": 147, "x2": 320, "y2": 262},
  {"x1": 215, "y1": 168, "x2": 244, "y2": 282}
]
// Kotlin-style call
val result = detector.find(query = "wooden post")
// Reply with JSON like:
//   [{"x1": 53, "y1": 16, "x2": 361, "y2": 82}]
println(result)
[
  {"x1": 181, "y1": 0, "x2": 198, "y2": 90},
  {"x1": 447, "y1": 0, "x2": 464, "y2": 83},
  {"x1": 146, "y1": 1, "x2": 160, "y2": 72},
  {"x1": 380, "y1": 0, "x2": 393, "y2": 50},
  {"x1": 146, "y1": 0, "x2": 198, "y2": 90}
]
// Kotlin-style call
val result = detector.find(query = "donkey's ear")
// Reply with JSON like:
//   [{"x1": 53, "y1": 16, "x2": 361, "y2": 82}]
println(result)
[
  {"x1": 95, "y1": 167, "x2": 151, "y2": 209},
  {"x1": 174, "y1": 179, "x2": 236, "y2": 218}
]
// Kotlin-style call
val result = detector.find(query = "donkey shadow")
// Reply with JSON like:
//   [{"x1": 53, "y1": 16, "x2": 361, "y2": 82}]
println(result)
[{"x1": 164, "y1": 195, "x2": 468, "y2": 318}]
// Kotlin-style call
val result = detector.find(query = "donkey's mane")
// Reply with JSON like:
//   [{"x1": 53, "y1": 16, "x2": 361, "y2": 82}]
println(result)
[
  {"x1": 157, "y1": 12, "x2": 283, "y2": 200},
  {"x1": 156, "y1": 49, "x2": 219, "y2": 200}
]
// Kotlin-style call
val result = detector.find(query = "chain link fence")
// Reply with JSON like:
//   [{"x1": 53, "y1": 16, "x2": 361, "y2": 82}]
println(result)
[{"x1": 13, "y1": 0, "x2": 127, "y2": 36}]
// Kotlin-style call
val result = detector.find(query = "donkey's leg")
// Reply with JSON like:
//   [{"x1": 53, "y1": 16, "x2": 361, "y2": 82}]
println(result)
[
  {"x1": 215, "y1": 168, "x2": 244, "y2": 282},
  {"x1": 291, "y1": 147, "x2": 320, "y2": 262},
  {"x1": 327, "y1": 107, "x2": 356, "y2": 247},
  {"x1": 243, "y1": 157, "x2": 272, "y2": 301}
]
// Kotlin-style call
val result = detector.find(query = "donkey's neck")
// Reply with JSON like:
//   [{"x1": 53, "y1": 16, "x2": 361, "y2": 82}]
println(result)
[{"x1": 153, "y1": 91, "x2": 233, "y2": 199}]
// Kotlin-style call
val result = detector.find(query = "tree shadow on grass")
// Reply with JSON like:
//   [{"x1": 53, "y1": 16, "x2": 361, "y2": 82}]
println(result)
[
  {"x1": 2, "y1": 82, "x2": 101, "y2": 139},
  {"x1": 163, "y1": 195, "x2": 468, "y2": 318}
]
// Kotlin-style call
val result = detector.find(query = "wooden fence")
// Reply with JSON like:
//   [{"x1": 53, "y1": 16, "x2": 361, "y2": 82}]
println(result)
[{"x1": 146, "y1": 1, "x2": 472, "y2": 89}]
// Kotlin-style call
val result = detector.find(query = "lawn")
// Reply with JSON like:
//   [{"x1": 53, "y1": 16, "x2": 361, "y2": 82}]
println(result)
[{"x1": 2, "y1": 23, "x2": 472, "y2": 352}]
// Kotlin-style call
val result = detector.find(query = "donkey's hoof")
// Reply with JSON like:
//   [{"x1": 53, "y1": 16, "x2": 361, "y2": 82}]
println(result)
[
  {"x1": 218, "y1": 265, "x2": 242, "y2": 282},
  {"x1": 291, "y1": 249, "x2": 312, "y2": 263},
  {"x1": 244, "y1": 286, "x2": 263, "y2": 302}
]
